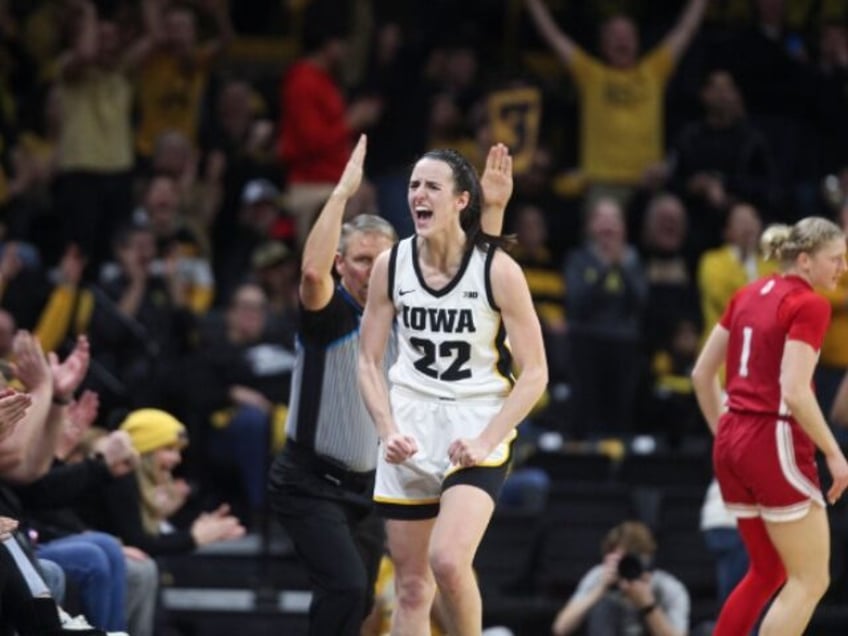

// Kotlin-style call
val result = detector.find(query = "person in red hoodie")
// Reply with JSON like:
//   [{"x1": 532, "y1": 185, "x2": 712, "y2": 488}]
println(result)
[{"x1": 277, "y1": 0, "x2": 382, "y2": 246}]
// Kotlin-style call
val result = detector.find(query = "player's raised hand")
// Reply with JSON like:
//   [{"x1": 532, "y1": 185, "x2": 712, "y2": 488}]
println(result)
[{"x1": 480, "y1": 143, "x2": 514, "y2": 212}]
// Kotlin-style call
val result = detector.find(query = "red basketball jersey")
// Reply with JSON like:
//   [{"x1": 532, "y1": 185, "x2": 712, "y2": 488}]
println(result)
[{"x1": 720, "y1": 274, "x2": 831, "y2": 416}]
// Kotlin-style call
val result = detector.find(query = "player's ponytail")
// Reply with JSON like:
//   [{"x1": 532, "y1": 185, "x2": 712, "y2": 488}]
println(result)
[
  {"x1": 760, "y1": 224, "x2": 792, "y2": 262},
  {"x1": 761, "y1": 217, "x2": 844, "y2": 265}
]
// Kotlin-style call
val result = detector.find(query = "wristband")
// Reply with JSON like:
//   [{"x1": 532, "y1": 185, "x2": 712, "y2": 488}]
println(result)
[
  {"x1": 639, "y1": 602, "x2": 658, "y2": 617},
  {"x1": 52, "y1": 395, "x2": 72, "y2": 406}
]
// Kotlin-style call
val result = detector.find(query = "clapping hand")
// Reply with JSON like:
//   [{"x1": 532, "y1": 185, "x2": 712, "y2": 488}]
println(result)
[
  {"x1": 68, "y1": 390, "x2": 99, "y2": 432},
  {"x1": 92, "y1": 430, "x2": 139, "y2": 477},
  {"x1": 57, "y1": 389, "x2": 99, "y2": 459},
  {"x1": 50, "y1": 335, "x2": 90, "y2": 403},
  {"x1": 190, "y1": 503, "x2": 246, "y2": 546},
  {"x1": 0, "y1": 389, "x2": 31, "y2": 443},
  {"x1": 11, "y1": 331, "x2": 50, "y2": 392}
]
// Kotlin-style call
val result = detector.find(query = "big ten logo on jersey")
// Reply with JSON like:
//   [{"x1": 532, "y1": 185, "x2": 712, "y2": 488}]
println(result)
[{"x1": 487, "y1": 86, "x2": 542, "y2": 175}]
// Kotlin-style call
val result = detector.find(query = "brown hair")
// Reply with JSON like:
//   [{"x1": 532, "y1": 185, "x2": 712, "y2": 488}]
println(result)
[{"x1": 601, "y1": 521, "x2": 657, "y2": 557}]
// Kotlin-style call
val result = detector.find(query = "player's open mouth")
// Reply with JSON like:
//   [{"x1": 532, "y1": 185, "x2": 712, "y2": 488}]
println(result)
[{"x1": 415, "y1": 208, "x2": 433, "y2": 221}]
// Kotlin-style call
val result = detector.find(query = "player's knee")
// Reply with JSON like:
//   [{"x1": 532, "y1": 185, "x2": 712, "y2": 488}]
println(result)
[
  {"x1": 429, "y1": 547, "x2": 467, "y2": 592},
  {"x1": 394, "y1": 572, "x2": 435, "y2": 612},
  {"x1": 797, "y1": 567, "x2": 830, "y2": 601}
]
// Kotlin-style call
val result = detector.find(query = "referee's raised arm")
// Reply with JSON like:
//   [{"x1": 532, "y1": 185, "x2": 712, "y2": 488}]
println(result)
[{"x1": 299, "y1": 134, "x2": 368, "y2": 311}]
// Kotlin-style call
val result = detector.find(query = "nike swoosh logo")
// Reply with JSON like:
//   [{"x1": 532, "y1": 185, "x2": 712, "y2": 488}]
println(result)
[{"x1": 399, "y1": 289, "x2": 415, "y2": 296}]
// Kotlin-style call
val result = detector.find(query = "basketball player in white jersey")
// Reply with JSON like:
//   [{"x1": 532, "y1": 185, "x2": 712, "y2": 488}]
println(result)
[{"x1": 358, "y1": 148, "x2": 548, "y2": 635}]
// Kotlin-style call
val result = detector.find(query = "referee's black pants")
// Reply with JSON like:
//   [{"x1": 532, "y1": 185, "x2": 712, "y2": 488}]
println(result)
[{"x1": 269, "y1": 450, "x2": 383, "y2": 636}]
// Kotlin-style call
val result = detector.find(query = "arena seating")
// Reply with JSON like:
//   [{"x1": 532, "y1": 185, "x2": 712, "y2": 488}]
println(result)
[{"x1": 159, "y1": 449, "x2": 848, "y2": 635}]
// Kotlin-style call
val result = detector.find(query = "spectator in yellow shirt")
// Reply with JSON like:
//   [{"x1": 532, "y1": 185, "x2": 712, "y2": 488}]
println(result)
[
  {"x1": 696, "y1": 201, "x2": 778, "y2": 342},
  {"x1": 524, "y1": 0, "x2": 710, "y2": 208},
  {"x1": 816, "y1": 199, "x2": 848, "y2": 421},
  {"x1": 135, "y1": 0, "x2": 233, "y2": 160}
]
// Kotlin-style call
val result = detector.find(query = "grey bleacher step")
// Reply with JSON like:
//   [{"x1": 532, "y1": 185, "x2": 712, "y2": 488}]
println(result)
[
  {"x1": 158, "y1": 531, "x2": 311, "y2": 592},
  {"x1": 162, "y1": 588, "x2": 312, "y2": 614},
  {"x1": 191, "y1": 531, "x2": 294, "y2": 557}
]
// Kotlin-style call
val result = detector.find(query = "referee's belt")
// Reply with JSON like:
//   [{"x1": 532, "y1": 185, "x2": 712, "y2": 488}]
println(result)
[{"x1": 286, "y1": 438, "x2": 375, "y2": 490}]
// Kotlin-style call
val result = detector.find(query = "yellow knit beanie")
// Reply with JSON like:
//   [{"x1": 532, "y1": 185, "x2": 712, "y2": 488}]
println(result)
[{"x1": 119, "y1": 409, "x2": 188, "y2": 454}]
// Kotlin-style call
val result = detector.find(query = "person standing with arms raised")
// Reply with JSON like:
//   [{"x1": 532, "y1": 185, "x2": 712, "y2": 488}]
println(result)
[
  {"x1": 524, "y1": 0, "x2": 709, "y2": 207},
  {"x1": 692, "y1": 217, "x2": 848, "y2": 635}
]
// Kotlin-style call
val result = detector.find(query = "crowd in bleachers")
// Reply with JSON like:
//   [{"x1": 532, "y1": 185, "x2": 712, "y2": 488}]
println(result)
[{"x1": 0, "y1": 0, "x2": 847, "y2": 633}]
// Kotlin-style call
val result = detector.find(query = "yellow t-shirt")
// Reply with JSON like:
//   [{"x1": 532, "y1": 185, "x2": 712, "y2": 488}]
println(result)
[
  {"x1": 569, "y1": 45, "x2": 675, "y2": 185},
  {"x1": 818, "y1": 270, "x2": 848, "y2": 368},
  {"x1": 58, "y1": 68, "x2": 134, "y2": 172},
  {"x1": 135, "y1": 50, "x2": 210, "y2": 157},
  {"x1": 512, "y1": 245, "x2": 566, "y2": 330},
  {"x1": 697, "y1": 245, "x2": 779, "y2": 340}
]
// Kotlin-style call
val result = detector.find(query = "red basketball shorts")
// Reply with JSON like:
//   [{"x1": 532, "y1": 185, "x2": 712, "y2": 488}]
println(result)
[{"x1": 713, "y1": 411, "x2": 824, "y2": 522}]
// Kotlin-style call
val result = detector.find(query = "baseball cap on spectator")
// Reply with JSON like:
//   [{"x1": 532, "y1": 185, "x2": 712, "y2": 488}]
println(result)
[
  {"x1": 252, "y1": 240, "x2": 295, "y2": 270},
  {"x1": 241, "y1": 179, "x2": 281, "y2": 207},
  {"x1": 120, "y1": 408, "x2": 188, "y2": 454}
]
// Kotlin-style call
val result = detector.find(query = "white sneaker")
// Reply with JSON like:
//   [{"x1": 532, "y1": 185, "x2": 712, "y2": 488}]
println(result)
[{"x1": 58, "y1": 607, "x2": 129, "y2": 635}]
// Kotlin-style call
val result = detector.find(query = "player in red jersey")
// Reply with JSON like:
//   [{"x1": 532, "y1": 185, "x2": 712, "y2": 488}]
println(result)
[{"x1": 692, "y1": 216, "x2": 848, "y2": 636}]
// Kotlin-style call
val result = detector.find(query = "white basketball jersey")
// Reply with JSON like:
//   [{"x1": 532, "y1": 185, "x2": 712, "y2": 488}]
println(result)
[{"x1": 386, "y1": 236, "x2": 514, "y2": 400}]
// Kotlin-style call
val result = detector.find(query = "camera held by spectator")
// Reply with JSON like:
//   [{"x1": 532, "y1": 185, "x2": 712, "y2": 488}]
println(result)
[
  {"x1": 616, "y1": 552, "x2": 649, "y2": 582},
  {"x1": 552, "y1": 521, "x2": 690, "y2": 636}
]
